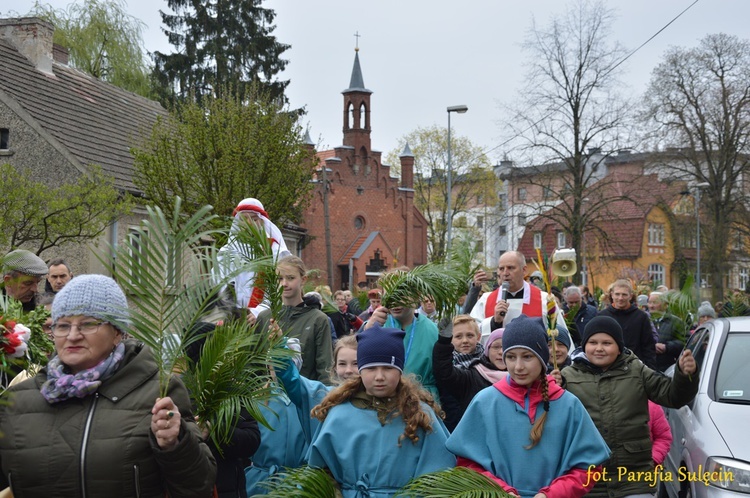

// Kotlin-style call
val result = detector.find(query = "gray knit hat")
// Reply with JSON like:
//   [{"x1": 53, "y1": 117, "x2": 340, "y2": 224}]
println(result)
[
  {"x1": 3, "y1": 249, "x2": 48, "y2": 277},
  {"x1": 697, "y1": 301, "x2": 716, "y2": 319},
  {"x1": 52, "y1": 274, "x2": 130, "y2": 332}
]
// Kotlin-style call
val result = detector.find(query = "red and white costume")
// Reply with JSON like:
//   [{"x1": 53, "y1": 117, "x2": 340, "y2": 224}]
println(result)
[
  {"x1": 217, "y1": 198, "x2": 291, "y2": 316},
  {"x1": 469, "y1": 281, "x2": 567, "y2": 343}
]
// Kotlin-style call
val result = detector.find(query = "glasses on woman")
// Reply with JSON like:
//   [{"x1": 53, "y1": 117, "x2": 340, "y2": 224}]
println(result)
[{"x1": 50, "y1": 321, "x2": 108, "y2": 337}]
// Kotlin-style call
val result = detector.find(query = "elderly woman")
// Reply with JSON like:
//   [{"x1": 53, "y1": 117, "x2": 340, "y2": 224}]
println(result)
[{"x1": 0, "y1": 274, "x2": 216, "y2": 497}]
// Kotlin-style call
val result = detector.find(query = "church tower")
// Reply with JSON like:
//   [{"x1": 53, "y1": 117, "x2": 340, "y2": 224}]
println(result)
[{"x1": 342, "y1": 48, "x2": 372, "y2": 174}]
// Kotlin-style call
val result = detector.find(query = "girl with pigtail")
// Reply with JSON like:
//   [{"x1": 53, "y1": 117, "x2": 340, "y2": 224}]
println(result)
[
  {"x1": 446, "y1": 315, "x2": 610, "y2": 498},
  {"x1": 306, "y1": 325, "x2": 455, "y2": 497}
]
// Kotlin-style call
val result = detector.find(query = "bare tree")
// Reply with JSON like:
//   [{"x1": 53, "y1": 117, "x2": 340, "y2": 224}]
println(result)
[
  {"x1": 642, "y1": 33, "x2": 750, "y2": 301},
  {"x1": 385, "y1": 125, "x2": 494, "y2": 262},
  {"x1": 502, "y1": 0, "x2": 635, "y2": 282}
]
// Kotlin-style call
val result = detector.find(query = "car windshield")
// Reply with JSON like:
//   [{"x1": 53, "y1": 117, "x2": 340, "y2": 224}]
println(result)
[{"x1": 715, "y1": 333, "x2": 750, "y2": 404}]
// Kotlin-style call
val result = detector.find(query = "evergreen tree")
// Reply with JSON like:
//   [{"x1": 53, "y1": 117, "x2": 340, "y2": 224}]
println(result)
[{"x1": 152, "y1": 0, "x2": 290, "y2": 105}]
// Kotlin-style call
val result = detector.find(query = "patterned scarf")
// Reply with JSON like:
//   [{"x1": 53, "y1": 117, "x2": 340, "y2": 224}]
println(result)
[
  {"x1": 351, "y1": 389, "x2": 400, "y2": 426},
  {"x1": 452, "y1": 343, "x2": 485, "y2": 368},
  {"x1": 41, "y1": 342, "x2": 126, "y2": 404}
]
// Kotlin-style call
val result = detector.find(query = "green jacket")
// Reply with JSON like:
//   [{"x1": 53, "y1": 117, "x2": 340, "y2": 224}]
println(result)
[
  {"x1": 257, "y1": 304, "x2": 333, "y2": 384},
  {"x1": 562, "y1": 350, "x2": 698, "y2": 498},
  {"x1": 0, "y1": 339, "x2": 216, "y2": 498}
]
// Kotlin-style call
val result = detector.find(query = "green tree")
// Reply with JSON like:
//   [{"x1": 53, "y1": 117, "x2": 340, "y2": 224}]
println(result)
[
  {"x1": 0, "y1": 163, "x2": 133, "y2": 255},
  {"x1": 131, "y1": 86, "x2": 315, "y2": 225},
  {"x1": 502, "y1": 0, "x2": 634, "y2": 283},
  {"x1": 28, "y1": 0, "x2": 152, "y2": 98},
  {"x1": 643, "y1": 33, "x2": 750, "y2": 302},
  {"x1": 152, "y1": 0, "x2": 289, "y2": 105},
  {"x1": 386, "y1": 125, "x2": 495, "y2": 263}
]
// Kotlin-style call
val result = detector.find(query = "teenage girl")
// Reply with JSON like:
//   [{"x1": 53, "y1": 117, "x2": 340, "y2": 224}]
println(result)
[
  {"x1": 447, "y1": 315, "x2": 610, "y2": 498},
  {"x1": 255, "y1": 256, "x2": 333, "y2": 384},
  {"x1": 307, "y1": 325, "x2": 455, "y2": 497}
]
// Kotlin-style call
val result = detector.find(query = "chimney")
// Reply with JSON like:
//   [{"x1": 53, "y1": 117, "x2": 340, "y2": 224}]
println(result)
[
  {"x1": 53, "y1": 43, "x2": 69, "y2": 65},
  {"x1": 0, "y1": 18, "x2": 55, "y2": 75},
  {"x1": 399, "y1": 143, "x2": 414, "y2": 189}
]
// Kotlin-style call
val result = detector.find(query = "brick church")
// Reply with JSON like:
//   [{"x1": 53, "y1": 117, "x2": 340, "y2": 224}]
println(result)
[{"x1": 300, "y1": 49, "x2": 429, "y2": 290}]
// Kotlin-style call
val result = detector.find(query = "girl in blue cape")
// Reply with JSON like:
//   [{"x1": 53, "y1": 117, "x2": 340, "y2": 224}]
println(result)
[
  {"x1": 307, "y1": 324, "x2": 455, "y2": 497},
  {"x1": 446, "y1": 315, "x2": 610, "y2": 498}
]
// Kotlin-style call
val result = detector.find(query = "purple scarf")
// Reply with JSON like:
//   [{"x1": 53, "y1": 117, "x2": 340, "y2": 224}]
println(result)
[{"x1": 41, "y1": 342, "x2": 126, "y2": 404}]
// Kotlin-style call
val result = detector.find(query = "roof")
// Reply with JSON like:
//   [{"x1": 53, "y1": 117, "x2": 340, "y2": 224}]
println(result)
[
  {"x1": 518, "y1": 172, "x2": 687, "y2": 259},
  {"x1": 338, "y1": 231, "x2": 392, "y2": 265},
  {"x1": 343, "y1": 51, "x2": 372, "y2": 94},
  {"x1": 0, "y1": 37, "x2": 167, "y2": 192}
]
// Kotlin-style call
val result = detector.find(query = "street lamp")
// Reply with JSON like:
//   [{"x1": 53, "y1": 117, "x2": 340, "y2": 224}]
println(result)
[
  {"x1": 445, "y1": 104, "x2": 468, "y2": 255},
  {"x1": 695, "y1": 182, "x2": 710, "y2": 302}
]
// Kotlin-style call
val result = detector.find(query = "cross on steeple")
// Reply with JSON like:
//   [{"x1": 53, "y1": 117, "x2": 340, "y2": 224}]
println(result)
[{"x1": 354, "y1": 31, "x2": 361, "y2": 51}]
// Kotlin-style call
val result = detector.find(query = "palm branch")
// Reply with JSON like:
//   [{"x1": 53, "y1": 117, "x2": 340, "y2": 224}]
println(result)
[
  {"x1": 378, "y1": 263, "x2": 465, "y2": 320},
  {"x1": 227, "y1": 216, "x2": 285, "y2": 322},
  {"x1": 662, "y1": 275, "x2": 694, "y2": 339},
  {"x1": 534, "y1": 248, "x2": 560, "y2": 370},
  {"x1": 180, "y1": 319, "x2": 294, "y2": 450},
  {"x1": 251, "y1": 465, "x2": 340, "y2": 498},
  {"x1": 446, "y1": 237, "x2": 483, "y2": 288},
  {"x1": 395, "y1": 467, "x2": 513, "y2": 497},
  {"x1": 99, "y1": 197, "x2": 232, "y2": 397}
]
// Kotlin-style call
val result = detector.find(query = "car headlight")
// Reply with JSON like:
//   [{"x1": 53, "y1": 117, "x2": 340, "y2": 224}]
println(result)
[{"x1": 706, "y1": 457, "x2": 750, "y2": 493}]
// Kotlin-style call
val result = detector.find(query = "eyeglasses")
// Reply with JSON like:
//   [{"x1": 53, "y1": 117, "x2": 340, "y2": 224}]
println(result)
[{"x1": 51, "y1": 321, "x2": 107, "y2": 337}]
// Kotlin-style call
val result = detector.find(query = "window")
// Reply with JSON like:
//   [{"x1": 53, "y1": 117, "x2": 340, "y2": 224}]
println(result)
[
  {"x1": 543, "y1": 186, "x2": 554, "y2": 200},
  {"x1": 518, "y1": 213, "x2": 527, "y2": 226},
  {"x1": 477, "y1": 193, "x2": 484, "y2": 204},
  {"x1": 557, "y1": 231, "x2": 566, "y2": 249},
  {"x1": 476, "y1": 216, "x2": 484, "y2": 229},
  {"x1": 498, "y1": 193, "x2": 506, "y2": 209},
  {"x1": 126, "y1": 227, "x2": 147, "y2": 284},
  {"x1": 499, "y1": 225, "x2": 507, "y2": 236},
  {"x1": 648, "y1": 263, "x2": 665, "y2": 285},
  {"x1": 734, "y1": 232, "x2": 743, "y2": 251},
  {"x1": 533, "y1": 232, "x2": 542, "y2": 249},
  {"x1": 517, "y1": 188, "x2": 527, "y2": 201},
  {"x1": 476, "y1": 240, "x2": 484, "y2": 252},
  {"x1": 647, "y1": 223, "x2": 665, "y2": 246},
  {"x1": 740, "y1": 268, "x2": 749, "y2": 291},
  {"x1": 354, "y1": 216, "x2": 365, "y2": 230},
  {"x1": 0, "y1": 129, "x2": 8, "y2": 150}
]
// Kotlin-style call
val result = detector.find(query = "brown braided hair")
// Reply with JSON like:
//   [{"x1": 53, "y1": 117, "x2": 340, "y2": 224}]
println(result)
[
  {"x1": 310, "y1": 374, "x2": 442, "y2": 445},
  {"x1": 526, "y1": 373, "x2": 550, "y2": 449}
]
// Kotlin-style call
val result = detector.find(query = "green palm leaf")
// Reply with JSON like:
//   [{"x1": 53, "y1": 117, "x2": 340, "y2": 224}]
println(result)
[
  {"x1": 379, "y1": 263, "x2": 465, "y2": 320},
  {"x1": 226, "y1": 216, "x2": 285, "y2": 322},
  {"x1": 395, "y1": 467, "x2": 512, "y2": 498},
  {"x1": 99, "y1": 198, "x2": 230, "y2": 396},
  {"x1": 251, "y1": 465, "x2": 340, "y2": 498},
  {"x1": 180, "y1": 319, "x2": 294, "y2": 450},
  {"x1": 446, "y1": 237, "x2": 483, "y2": 288}
]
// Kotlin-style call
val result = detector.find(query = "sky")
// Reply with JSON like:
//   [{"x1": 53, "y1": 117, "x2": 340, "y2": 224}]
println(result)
[{"x1": 8, "y1": 0, "x2": 750, "y2": 164}]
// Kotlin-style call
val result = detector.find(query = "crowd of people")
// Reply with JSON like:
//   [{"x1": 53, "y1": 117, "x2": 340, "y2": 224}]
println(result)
[{"x1": 0, "y1": 201, "x2": 721, "y2": 497}]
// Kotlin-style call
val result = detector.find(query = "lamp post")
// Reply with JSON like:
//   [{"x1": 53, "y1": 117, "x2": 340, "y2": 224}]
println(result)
[
  {"x1": 445, "y1": 104, "x2": 468, "y2": 256},
  {"x1": 695, "y1": 182, "x2": 710, "y2": 303}
]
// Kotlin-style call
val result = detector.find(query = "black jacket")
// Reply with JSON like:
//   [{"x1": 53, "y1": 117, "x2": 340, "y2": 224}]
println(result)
[
  {"x1": 433, "y1": 336, "x2": 503, "y2": 430},
  {"x1": 598, "y1": 304, "x2": 657, "y2": 369},
  {"x1": 653, "y1": 313, "x2": 687, "y2": 372},
  {"x1": 210, "y1": 408, "x2": 261, "y2": 498}
]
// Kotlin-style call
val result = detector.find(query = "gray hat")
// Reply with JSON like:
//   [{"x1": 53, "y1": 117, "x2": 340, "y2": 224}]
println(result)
[
  {"x1": 636, "y1": 294, "x2": 648, "y2": 307},
  {"x1": 52, "y1": 274, "x2": 130, "y2": 332},
  {"x1": 697, "y1": 301, "x2": 716, "y2": 319},
  {"x1": 3, "y1": 249, "x2": 48, "y2": 277},
  {"x1": 530, "y1": 270, "x2": 543, "y2": 281}
]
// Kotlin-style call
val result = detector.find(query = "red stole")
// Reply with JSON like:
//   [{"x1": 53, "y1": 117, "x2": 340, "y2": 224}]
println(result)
[{"x1": 483, "y1": 284, "x2": 543, "y2": 318}]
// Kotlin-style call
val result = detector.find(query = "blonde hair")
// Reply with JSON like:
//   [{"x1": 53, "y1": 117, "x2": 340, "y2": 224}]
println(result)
[
  {"x1": 329, "y1": 334, "x2": 358, "y2": 384},
  {"x1": 277, "y1": 255, "x2": 307, "y2": 277},
  {"x1": 452, "y1": 314, "x2": 479, "y2": 337}
]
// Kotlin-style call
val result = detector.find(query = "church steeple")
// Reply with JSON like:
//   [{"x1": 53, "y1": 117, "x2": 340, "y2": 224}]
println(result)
[{"x1": 342, "y1": 44, "x2": 372, "y2": 159}]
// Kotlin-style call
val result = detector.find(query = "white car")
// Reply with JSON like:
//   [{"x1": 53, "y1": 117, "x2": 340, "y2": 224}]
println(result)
[{"x1": 660, "y1": 317, "x2": 750, "y2": 497}]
